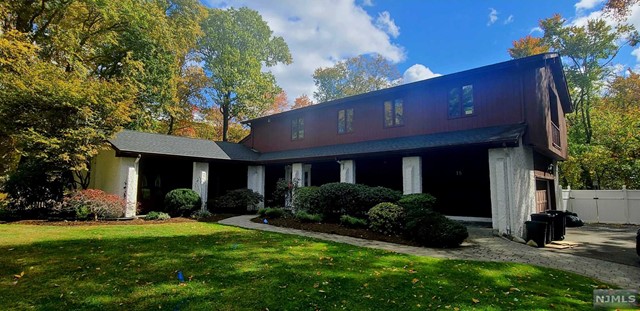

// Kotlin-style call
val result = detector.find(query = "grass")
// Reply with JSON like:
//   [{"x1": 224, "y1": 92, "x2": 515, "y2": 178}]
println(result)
[{"x1": 0, "y1": 223, "x2": 608, "y2": 310}]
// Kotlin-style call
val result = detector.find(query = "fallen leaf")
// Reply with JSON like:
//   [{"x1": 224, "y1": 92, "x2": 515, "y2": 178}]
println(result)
[
  {"x1": 472, "y1": 298, "x2": 480, "y2": 304},
  {"x1": 412, "y1": 278, "x2": 419, "y2": 284}
]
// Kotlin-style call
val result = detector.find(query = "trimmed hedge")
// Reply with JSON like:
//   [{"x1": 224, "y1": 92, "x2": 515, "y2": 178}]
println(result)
[
  {"x1": 164, "y1": 188, "x2": 201, "y2": 216},
  {"x1": 340, "y1": 215, "x2": 367, "y2": 228},
  {"x1": 212, "y1": 189, "x2": 263, "y2": 214},
  {"x1": 404, "y1": 208, "x2": 468, "y2": 247},
  {"x1": 368, "y1": 202, "x2": 405, "y2": 235},
  {"x1": 397, "y1": 193, "x2": 436, "y2": 211},
  {"x1": 292, "y1": 187, "x2": 321, "y2": 213},
  {"x1": 300, "y1": 183, "x2": 402, "y2": 219}
]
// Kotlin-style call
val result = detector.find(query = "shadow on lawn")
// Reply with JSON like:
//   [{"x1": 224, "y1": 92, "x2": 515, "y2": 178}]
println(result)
[{"x1": 0, "y1": 227, "x2": 603, "y2": 310}]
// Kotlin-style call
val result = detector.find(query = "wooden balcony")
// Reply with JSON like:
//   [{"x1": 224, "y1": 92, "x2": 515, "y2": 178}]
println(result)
[{"x1": 551, "y1": 122, "x2": 561, "y2": 150}]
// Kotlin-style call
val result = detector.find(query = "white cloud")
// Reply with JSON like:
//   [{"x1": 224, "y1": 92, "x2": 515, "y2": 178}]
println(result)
[
  {"x1": 202, "y1": 0, "x2": 405, "y2": 100},
  {"x1": 632, "y1": 47, "x2": 640, "y2": 62},
  {"x1": 575, "y1": 0, "x2": 605, "y2": 11},
  {"x1": 503, "y1": 14, "x2": 514, "y2": 25},
  {"x1": 487, "y1": 8, "x2": 498, "y2": 26},
  {"x1": 376, "y1": 11, "x2": 400, "y2": 38},
  {"x1": 402, "y1": 64, "x2": 441, "y2": 83},
  {"x1": 361, "y1": 0, "x2": 374, "y2": 7},
  {"x1": 529, "y1": 26, "x2": 543, "y2": 34}
]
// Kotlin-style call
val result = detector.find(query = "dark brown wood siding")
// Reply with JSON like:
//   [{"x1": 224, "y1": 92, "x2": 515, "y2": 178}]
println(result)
[{"x1": 247, "y1": 67, "x2": 526, "y2": 153}]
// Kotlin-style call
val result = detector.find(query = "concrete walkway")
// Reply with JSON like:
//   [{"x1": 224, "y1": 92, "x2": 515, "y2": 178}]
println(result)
[{"x1": 219, "y1": 215, "x2": 639, "y2": 289}]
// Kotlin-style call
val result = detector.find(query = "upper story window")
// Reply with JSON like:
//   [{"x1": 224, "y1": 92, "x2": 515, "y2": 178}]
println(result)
[
  {"x1": 291, "y1": 117, "x2": 304, "y2": 140},
  {"x1": 384, "y1": 99, "x2": 404, "y2": 127},
  {"x1": 448, "y1": 84, "x2": 474, "y2": 118},
  {"x1": 338, "y1": 108, "x2": 354, "y2": 134}
]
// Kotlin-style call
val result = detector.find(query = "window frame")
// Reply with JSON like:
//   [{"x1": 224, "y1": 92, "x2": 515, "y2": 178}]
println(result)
[
  {"x1": 291, "y1": 117, "x2": 304, "y2": 140},
  {"x1": 337, "y1": 108, "x2": 354, "y2": 134},
  {"x1": 447, "y1": 84, "x2": 475, "y2": 119},
  {"x1": 383, "y1": 99, "x2": 404, "y2": 128}
]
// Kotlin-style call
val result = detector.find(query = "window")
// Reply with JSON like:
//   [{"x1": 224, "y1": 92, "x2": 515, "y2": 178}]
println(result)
[
  {"x1": 384, "y1": 99, "x2": 403, "y2": 127},
  {"x1": 291, "y1": 117, "x2": 304, "y2": 140},
  {"x1": 338, "y1": 108, "x2": 354, "y2": 134},
  {"x1": 448, "y1": 84, "x2": 474, "y2": 118}
]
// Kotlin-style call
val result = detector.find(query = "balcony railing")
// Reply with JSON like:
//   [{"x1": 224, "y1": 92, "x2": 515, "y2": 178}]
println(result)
[{"x1": 551, "y1": 122, "x2": 561, "y2": 150}]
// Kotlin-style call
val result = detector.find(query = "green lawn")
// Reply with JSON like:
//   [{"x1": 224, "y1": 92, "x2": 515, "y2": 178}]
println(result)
[{"x1": 0, "y1": 223, "x2": 607, "y2": 310}]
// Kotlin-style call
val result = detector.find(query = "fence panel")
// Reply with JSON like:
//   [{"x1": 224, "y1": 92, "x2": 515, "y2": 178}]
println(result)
[{"x1": 562, "y1": 188, "x2": 640, "y2": 225}]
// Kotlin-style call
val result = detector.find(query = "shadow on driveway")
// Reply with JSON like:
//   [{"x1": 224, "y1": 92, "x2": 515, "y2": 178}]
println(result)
[{"x1": 544, "y1": 224, "x2": 639, "y2": 267}]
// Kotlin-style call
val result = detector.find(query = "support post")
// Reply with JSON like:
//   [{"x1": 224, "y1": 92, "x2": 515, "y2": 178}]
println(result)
[
  {"x1": 291, "y1": 163, "x2": 303, "y2": 187},
  {"x1": 121, "y1": 156, "x2": 139, "y2": 217},
  {"x1": 402, "y1": 156, "x2": 422, "y2": 195},
  {"x1": 339, "y1": 160, "x2": 356, "y2": 184},
  {"x1": 192, "y1": 162, "x2": 209, "y2": 211},
  {"x1": 247, "y1": 165, "x2": 266, "y2": 209}
]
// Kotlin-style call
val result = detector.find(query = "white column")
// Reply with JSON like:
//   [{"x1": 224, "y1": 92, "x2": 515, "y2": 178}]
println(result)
[
  {"x1": 402, "y1": 156, "x2": 422, "y2": 195},
  {"x1": 120, "y1": 156, "x2": 139, "y2": 217},
  {"x1": 291, "y1": 163, "x2": 303, "y2": 187},
  {"x1": 340, "y1": 160, "x2": 356, "y2": 184},
  {"x1": 192, "y1": 162, "x2": 209, "y2": 211},
  {"x1": 488, "y1": 142, "x2": 536, "y2": 238},
  {"x1": 247, "y1": 165, "x2": 265, "y2": 209}
]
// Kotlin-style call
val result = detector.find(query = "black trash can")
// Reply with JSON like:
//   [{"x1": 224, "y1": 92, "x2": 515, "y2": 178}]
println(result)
[
  {"x1": 525, "y1": 221, "x2": 547, "y2": 247},
  {"x1": 545, "y1": 210, "x2": 566, "y2": 241},
  {"x1": 530, "y1": 213, "x2": 554, "y2": 244}
]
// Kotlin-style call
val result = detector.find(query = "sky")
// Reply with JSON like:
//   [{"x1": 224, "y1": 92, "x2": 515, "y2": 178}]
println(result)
[{"x1": 201, "y1": 0, "x2": 640, "y2": 103}]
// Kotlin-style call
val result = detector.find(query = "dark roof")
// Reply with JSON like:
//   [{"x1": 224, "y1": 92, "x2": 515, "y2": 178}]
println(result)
[
  {"x1": 108, "y1": 130, "x2": 258, "y2": 161},
  {"x1": 256, "y1": 123, "x2": 526, "y2": 162},
  {"x1": 244, "y1": 53, "x2": 572, "y2": 124}
]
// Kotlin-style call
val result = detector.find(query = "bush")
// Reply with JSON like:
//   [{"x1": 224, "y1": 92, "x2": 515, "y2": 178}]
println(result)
[
  {"x1": 340, "y1": 215, "x2": 368, "y2": 228},
  {"x1": 62, "y1": 189, "x2": 126, "y2": 220},
  {"x1": 397, "y1": 193, "x2": 436, "y2": 211},
  {"x1": 164, "y1": 188, "x2": 201, "y2": 216},
  {"x1": 257, "y1": 207, "x2": 286, "y2": 219},
  {"x1": 292, "y1": 186, "x2": 322, "y2": 213},
  {"x1": 212, "y1": 189, "x2": 263, "y2": 214},
  {"x1": 295, "y1": 210, "x2": 323, "y2": 223},
  {"x1": 404, "y1": 209, "x2": 468, "y2": 247},
  {"x1": 359, "y1": 187, "x2": 402, "y2": 211},
  {"x1": 190, "y1": 209, "x2": 212, "y2": 220},
  {"x1": 146, "y1": 211, "x2": 170, "y2": 220},
  {"x1": 4, "y1": 160, "x2": 65, "y2": 218},
  {"x1": 311, "y1": 183, "x2": 402, "y2": 219},
  {"x1": 368, "y1": 202, "x2": 405, "y2": 235}
]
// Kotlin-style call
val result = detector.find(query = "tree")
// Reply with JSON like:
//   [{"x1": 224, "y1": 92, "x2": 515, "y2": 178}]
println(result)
[
  {"x1": 199, "y1": 7, "x2": 292, "y2": 141},
  {"x1": 508, "y1": 35, "x2": 549, "y2": 59},
  {"x1": 292, "y1": 94, "x2": 314, "y2": 109},
  {"x1": 312, "y1": 53, "x2": 400, "y2": 103},
  {"x1": 263, "y1": 91, "x2": 289, "y2": 116}
]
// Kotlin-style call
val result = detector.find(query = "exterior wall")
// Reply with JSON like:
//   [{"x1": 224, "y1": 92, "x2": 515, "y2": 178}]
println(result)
[
  {"x1": 192, "y1": 162, "x2": 209, "y2": 211},
  {"x1": 247, "y1": 67, "x2": 526, "y2": 153},
  {"x1": 562, "y1": 188, "x2": 640, "y2": 224},
  {"x1": 90, "y1": 149, "x2": 139, "y2": 217},
  {"x1": 488, "y1": 142, "x2": 537, "y2": 238}
]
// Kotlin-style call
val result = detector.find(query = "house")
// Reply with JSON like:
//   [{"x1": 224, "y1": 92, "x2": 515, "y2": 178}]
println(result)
[{"x1": 90, "y1": 53, "x2": 572, "y2": 238}]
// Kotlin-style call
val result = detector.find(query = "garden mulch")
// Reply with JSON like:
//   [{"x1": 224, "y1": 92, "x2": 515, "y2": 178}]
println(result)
[
  {"x1": 4, "y1": 214, "x2": 237, "y2": 226},
  {"x1": 250, "y1": 217, "x2": 420, "y2": 246}
]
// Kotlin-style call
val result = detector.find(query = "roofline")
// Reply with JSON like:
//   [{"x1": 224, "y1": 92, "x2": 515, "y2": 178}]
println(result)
[{"x1": 243, "y1": 52, "x2": 563, "y2": 124}]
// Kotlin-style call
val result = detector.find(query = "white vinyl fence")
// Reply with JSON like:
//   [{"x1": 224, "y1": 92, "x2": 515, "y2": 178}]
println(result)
[{"x1": 561, "y1": 187, "x2": 640, "y2": 225}]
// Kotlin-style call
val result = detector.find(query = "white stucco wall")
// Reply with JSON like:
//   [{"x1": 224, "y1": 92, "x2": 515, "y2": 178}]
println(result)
[
  {"x1": 291, "y1": 163, "x2": 303, "y2": 187},
  {"x1": 339, "y1": 160, "x2": 356, "y2": 184},
  {"x1": 247, "y1": 165, "x2": 265, "y2": 209},
  {"x1": 402, "y1": 156, "x2": 422, "y2": 195},
  {"x1": 488, "y1": 143, "x2": 536, "y2": 238},
  {"x1": 192, "y1": 162, "x2": 209, "y2": 211},
  {"x1": 90, "y1": 149, "x2": 139, "y2": 217}
]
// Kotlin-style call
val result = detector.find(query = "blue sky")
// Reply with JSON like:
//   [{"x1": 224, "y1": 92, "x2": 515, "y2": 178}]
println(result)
[{"x1": 202, "y1": 0, "x2": 640, "y2": 103}]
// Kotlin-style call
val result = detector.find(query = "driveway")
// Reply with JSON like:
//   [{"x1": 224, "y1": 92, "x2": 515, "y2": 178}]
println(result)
[{"x1": 542, "y1": 223, "x2": 639, "y2": 267}]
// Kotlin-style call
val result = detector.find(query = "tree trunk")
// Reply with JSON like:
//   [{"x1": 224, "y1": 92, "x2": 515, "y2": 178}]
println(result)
[
  {"x1": 222, "y1": 92, "x2": 230, "y2": 142},
  {"x1": 167, "y1": 115, "x2": 175, "y2": 135}
]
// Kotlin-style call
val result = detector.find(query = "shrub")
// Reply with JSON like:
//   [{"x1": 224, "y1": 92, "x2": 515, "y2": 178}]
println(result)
[
  {"x1": 295, "y1": 210, "x2": 323, "y2": 223},
  {"x1": 4, "y1": 160, "x2": 65, "y2": 218},
  {"x1": 164, "y1": 188, "x2": 201, "y2": 216},
  {"x1": 340, "y1": 215, "x2": 368, "y2": 228},
  {"x1": 359, "y1": 186, "x2": 402, "y2": 211},
  {"x1": 397, "y1": 193, "x2": 436, "y2": 211},
  {"x1": 212, "y1": 189, "x2": 263, "y2": 214},
  {"x1": 258, "y1": 207, "x2": 286, "y2": 219},
  {"x1": 404, "y1": 208, "x2": 468, "y2": 247},
  {"x1": 292, "y1": 186, "x2": 321, "y2": 213},
  {"x1": 62, "y1": 189, "x2": 126, "y2": 220},
  {"x1": 146, "y1": 211, "x2": 171, "y2": 220},
  {"x1": 368, "y1": 202, "x2": 405, "y2": 235},
  {"x1": 190, "y1": 209, "x2": 212, "y2": 220},
  {"x1": 316, "y1": 183, "x2": 368, "y2": 219}
]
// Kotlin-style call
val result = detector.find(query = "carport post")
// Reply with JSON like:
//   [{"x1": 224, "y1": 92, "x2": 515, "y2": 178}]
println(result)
[
  {"x1": 402, "y1": 156, "x2": 422, "y2": 195},
  {"x1": 192, "y1": 162, "x2": 209, "y2": 211},
  {"x1": 247, "y1": 165, "x2": 265, "y2": 209},
  {"x1": 339, "y1": 160, "x2": 356, "y2": 184}
]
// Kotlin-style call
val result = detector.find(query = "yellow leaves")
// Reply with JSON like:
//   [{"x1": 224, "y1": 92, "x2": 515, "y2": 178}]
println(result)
[
  {"x1": 472, "y1": 298, "x2": 480, "y2": 304},
  {"x1": 411, "y1": 278, "x2": 419, "y2": 284},
  {"x1": 13, "y1": 271, "x2": 24, "y2": 279}
]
